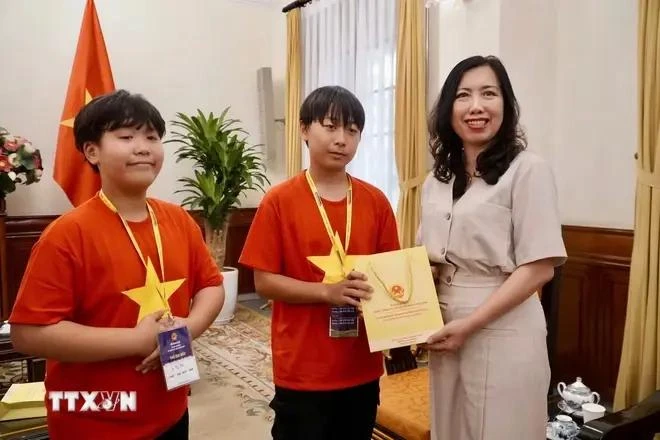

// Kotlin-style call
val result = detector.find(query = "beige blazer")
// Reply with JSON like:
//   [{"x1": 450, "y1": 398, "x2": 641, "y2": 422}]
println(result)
[{"x1": 417, "y1": 150, "x2": 567, "y2": 279}]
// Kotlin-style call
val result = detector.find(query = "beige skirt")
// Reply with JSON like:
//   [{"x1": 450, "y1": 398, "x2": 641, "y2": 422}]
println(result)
[{"x1": 429, "y1": 271, "x2": 550, "y2": 440}]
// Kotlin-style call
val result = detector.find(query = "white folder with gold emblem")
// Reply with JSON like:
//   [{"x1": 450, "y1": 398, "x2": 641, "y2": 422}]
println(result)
[{"x1": 354, "y1": 246, "x2": 444, "y2": 352}]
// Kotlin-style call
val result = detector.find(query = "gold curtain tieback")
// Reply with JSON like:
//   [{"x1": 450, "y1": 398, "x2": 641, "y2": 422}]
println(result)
[
  {"x1": 637, "y1": 168, "x2": 660, "y2": 188},
  {"x1": 399, "y1": 175, "x2": 426, "y2": 192}
]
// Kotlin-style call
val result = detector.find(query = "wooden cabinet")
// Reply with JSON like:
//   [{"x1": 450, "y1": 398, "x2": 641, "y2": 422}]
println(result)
[{"x1": 2, "y1": 215, "x2": 56, "y2": 320}]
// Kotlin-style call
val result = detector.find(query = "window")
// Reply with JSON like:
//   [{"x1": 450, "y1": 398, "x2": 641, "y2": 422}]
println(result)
[{"x1": 301, "y1": 0, "x2": 399, "y2": 208}]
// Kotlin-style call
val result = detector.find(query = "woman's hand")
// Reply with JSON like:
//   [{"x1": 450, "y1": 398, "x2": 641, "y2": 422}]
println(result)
[{"x1": 425, "y1": 318, "x2": 476, "y2": 352}]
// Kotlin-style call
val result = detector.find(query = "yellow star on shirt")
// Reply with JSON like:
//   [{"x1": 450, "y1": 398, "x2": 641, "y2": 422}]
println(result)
[
  {"x1": 60, "y1": 89, "x2": 93, "y2": 128},
  {"x1": 307, "y1": 232, "x2": 357, "y2": 283},
  {"x1": 123, "y1": 258, "x2": 185, "y2": 323}
]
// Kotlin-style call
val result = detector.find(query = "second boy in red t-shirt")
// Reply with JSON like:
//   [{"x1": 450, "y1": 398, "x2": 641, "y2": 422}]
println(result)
[{"x1": 239, "y1": 85, "x2": 400, "y2": 440}]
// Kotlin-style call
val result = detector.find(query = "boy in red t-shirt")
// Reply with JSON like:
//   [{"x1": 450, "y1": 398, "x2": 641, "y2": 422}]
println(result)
[
  {"x1": 9, "y1": 90, "x2": 225, "y2": 440},
  {"x1": 239, "y1": 85, "x2": 400, "y2": 439}
]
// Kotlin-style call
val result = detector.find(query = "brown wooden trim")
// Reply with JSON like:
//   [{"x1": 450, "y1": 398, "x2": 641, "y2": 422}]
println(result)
[
  {"x1": 5, "y1": 216, "x2": 54, "y2": 235},
  {"x1": 563, "y1": 225, "x2": 633, "y2": 261},
  {"x1": 226, "y1": 208, "x2": 258, "y2": 227}
]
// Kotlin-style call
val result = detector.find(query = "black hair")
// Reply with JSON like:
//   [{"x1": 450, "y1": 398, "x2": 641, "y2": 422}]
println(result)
[
  {"x1": 73, "y1": 89, "x2": 166, "y2": 171},
  {"x1": 429, "y1": 55, "x2": 526, "y2": 199},
  {"x1": 299, "y1": 85, "x2": 365, "y2": 132}
]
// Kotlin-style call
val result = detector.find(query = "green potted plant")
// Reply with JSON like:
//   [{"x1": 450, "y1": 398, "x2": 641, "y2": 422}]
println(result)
[{"x1": 167, "y1": 108, "x2": 269, "y2": 323}]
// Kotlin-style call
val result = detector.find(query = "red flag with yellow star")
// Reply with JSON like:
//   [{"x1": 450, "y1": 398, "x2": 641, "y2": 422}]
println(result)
[{"x1": 54, "y1": 0, "x2": 115, "y2": 207}]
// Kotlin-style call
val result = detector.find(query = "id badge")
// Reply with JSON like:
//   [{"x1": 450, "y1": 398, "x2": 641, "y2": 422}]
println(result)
[
  {"x1": 329, "y1": 305, "x2": 359, "y2": 338},
  {"x1": 158, "y1": 324, "x2": 200, "y2": 391}
]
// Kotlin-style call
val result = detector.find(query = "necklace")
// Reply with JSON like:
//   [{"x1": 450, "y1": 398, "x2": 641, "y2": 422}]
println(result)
[
  {"x1": 466, "y1": 169, "x2": 481, "y2": 184},
  {"x1": 305, "y1": 170, "x2": 352, "y2": 275},
  {"x1": 368, "y1": 254, "x2": 413, "y2": 304},
  {"x1": 98, "y1": 190, "x2": 171, "y2": 316}
]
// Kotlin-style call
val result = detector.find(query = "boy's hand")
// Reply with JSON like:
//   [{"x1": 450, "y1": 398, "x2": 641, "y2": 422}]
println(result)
[
  {"x1": 136, "y1": 347, "x2": 160, "y2": 374},
  {"x1": 136, "y1": 316, "x2": 190, "y2": 374},
  {"x1": 133, "y1": 310, "x2": 166, "y2": 358},
  {"x1": 322, "y1": 271, "x2": 373, "y2": 307}
]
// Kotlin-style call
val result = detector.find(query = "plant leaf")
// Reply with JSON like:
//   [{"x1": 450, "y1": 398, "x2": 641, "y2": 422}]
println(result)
[{"x1": 170, "y1": 107, "x2": 271, "y2": 240}]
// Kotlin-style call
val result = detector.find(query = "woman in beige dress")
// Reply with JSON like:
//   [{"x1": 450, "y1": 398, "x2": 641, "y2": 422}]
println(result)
[{"x1": 417, "y1": 55, "x2": 567, "y2": 439}]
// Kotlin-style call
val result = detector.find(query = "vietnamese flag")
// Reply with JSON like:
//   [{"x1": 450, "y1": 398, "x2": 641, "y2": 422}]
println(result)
[{"x1": 54, "y1": 0, "x2": 115, "y2": 207}]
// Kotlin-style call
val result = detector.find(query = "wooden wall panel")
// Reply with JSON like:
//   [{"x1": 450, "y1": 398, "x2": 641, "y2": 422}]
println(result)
[
  {"x1": 2, "y1": 208, "x2": 257, "y2": 320},
  {"x1": 3, "y1": 216, "x2": 54, "y2": 320},
  {"x1": 556, "y1": 225, "x2": 634, "y2": 404}
]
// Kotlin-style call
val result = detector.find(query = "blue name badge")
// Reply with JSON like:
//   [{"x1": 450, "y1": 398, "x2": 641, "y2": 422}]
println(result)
[{"x1": 157, "y1": 325, "x2": 200, "y2": 391}]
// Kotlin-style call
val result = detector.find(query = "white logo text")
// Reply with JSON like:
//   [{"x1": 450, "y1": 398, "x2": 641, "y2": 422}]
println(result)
[{"x1": 48, "y1": 391, "x2": 137, "y2": 412}]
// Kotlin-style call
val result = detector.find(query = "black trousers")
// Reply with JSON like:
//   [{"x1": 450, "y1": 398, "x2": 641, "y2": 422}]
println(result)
[
  {"x1": 156, "y1": 409, "x2": 189, "y2": 439},
  {"x1": 270, "y1": 380, "x2": 380, "y2": 440}
]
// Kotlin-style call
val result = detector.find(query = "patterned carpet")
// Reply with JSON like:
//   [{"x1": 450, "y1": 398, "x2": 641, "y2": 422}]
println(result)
[{"x1": 189, "y1": 304, "x2": 275, "y2": 439}]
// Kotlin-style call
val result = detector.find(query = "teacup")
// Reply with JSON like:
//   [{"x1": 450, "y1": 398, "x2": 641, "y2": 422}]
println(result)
[
  {"x1": 548, "y1": 414, "x2": 579, "y2": 439},
  {"x1": 582, "y1": 402, "x2": 606, "y2": 423}
]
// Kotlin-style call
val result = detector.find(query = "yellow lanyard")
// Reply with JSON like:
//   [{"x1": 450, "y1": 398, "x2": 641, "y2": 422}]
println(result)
[
  {"x1": 305, "y1": 170, "x2": 353, "y2": 265},
  {"x1": 98, "y1": 190, "x2": 169, "y2": 309}
]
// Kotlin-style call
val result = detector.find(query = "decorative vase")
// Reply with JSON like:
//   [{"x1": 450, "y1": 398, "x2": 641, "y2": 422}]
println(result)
[
  {"x1": 217, "y1": 267, "x2": 238, "y2": 324},
  {"x1": 0, "y1": 196, "x2": 5, "y2": 216},
  {"x1": 204, "y1": 219, "x2": 238, "y2": 324}
]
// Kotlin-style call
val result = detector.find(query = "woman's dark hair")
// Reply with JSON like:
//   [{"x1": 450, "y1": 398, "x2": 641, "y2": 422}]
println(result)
[{"x1": 428, "y1": 55, "x2": 526, "y2": 199}]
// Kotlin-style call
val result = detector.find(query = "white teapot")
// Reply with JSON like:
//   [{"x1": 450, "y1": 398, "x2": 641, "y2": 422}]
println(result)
[{"x1": 557, "y1": 377, "x2": 600, "y2": 410}]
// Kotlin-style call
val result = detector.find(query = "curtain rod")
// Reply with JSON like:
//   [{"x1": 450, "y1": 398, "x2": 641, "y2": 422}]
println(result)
[{"x1": 282, "y1": 0, "x2": 312, "y2": 13}]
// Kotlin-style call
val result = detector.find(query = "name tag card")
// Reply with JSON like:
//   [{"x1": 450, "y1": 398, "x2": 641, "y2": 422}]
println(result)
[{"x1": 158, "y1": 325, "x2": 200, "y2": 391}]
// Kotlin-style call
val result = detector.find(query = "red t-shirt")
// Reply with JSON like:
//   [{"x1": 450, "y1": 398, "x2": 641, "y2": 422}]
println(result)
[
  {"x1": 9, "y1": 195, "x2": 223, "y2": 440},
  {"x1": 239, "y1": 172, "x2": 400, "y2": 391}
]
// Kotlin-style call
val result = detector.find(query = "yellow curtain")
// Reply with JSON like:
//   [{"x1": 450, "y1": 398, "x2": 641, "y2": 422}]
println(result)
[
  {"x1": 285, "y1": 9, "x2": 302, "y2": 178},
  {"x1": 394, "y1": 0, "x2": 427, "y2": 248},
  {"x1": 614, "y1": 0, "x2": 660, "y2": 415}
]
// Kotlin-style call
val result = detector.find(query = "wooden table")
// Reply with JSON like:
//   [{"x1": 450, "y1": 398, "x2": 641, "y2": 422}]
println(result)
[
  {"x1": 0, "y1": 337, "x2": 48, "y2": 438},
  {"x1": 0, "y1": 417, "x2": 48, "y2": 439},
  {"x1": 547, "y1": 393, "x2": 616, "y2": 439}
]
